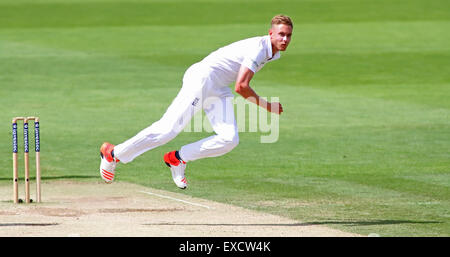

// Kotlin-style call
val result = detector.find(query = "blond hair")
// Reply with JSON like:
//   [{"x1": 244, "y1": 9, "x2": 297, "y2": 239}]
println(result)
[{"x1": 271, "y1": 15, "x2": 293, "y2": 28}]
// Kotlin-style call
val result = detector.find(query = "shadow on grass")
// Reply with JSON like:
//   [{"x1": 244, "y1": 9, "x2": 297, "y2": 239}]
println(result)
[
  {"x1": 300, "y1": 220, "x2": 442, "y2": 226},
  {"x1": 144, "y1": 220, "x2": 442, "y2": 227}
]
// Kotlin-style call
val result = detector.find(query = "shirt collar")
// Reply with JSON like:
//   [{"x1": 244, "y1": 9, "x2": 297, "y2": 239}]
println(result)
[{"x1": 265, "y1": 35, "x2": 280, "y2": 61}]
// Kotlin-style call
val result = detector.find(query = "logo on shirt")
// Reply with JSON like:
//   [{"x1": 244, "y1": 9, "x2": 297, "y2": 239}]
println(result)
[{"x1": 192, "y1": 97, "x2": 200, "y2": 106}]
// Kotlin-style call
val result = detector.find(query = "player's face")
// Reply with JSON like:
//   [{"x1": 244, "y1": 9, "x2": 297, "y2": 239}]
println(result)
[{"x1": 270, "y1": 24, "x2": 293, "y2": 52}]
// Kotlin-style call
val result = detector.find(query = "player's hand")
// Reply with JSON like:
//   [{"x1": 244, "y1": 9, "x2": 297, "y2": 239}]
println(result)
[{"x1": 268, "y1": 102, "x2": 283, "y2": 115}]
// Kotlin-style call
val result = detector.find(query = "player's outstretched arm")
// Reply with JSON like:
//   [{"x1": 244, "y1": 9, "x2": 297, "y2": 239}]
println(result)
[{"x1": 234, "y1": 65, "x2": 283, "y2": 115}]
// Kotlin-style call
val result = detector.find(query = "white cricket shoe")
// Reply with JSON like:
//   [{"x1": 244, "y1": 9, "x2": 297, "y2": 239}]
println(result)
[
  {"x1": 164, "y1": 151, "x2": 187, "y2": 189},
  {"x1": 100, "y1": 142, "x2": 119, "y2": 183}
]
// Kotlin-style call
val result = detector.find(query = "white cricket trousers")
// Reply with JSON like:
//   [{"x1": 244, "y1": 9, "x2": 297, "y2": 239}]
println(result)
[{"x1": 114, "y1": 63, "x2": 239, "y2": 163}]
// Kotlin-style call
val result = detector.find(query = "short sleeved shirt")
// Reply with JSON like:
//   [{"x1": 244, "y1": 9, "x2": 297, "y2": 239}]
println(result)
[{"x1": 199, "y1": 35, "x2": 281, "y2": 87}]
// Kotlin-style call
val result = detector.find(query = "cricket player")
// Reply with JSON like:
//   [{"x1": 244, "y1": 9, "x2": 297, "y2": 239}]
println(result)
[{"x1": 100, "y1": 15, "x2": 293, "y2": 189}]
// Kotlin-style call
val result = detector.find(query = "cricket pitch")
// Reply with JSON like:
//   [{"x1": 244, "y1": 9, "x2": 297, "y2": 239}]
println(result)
[{"x1": 0, "y1": 181, "x2": 359, "y2": 237}]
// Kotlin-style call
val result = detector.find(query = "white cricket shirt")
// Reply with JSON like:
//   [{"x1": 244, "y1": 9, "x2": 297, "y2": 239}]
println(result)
[{"x1": 199, "y1": 35, "x2": 281, "y2": 87}]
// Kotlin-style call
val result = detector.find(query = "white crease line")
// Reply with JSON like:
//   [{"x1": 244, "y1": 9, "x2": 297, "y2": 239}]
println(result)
[{"x1": 139, "y1": 191, "x2": 213, "y2": 209}]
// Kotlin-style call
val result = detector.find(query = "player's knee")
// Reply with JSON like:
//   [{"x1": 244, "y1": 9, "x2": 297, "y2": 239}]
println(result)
[
  {"x1": 222, "y1": 133, "x2": 239, "y2": 150},
  {"x1": 231, "y1": 134, "x2": 239, "y2": 148}
]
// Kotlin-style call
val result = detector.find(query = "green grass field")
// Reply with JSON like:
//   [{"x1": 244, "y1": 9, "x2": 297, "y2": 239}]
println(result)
[{"x1": 1, "y1": 0, "x2": 449, "y2": 236}]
